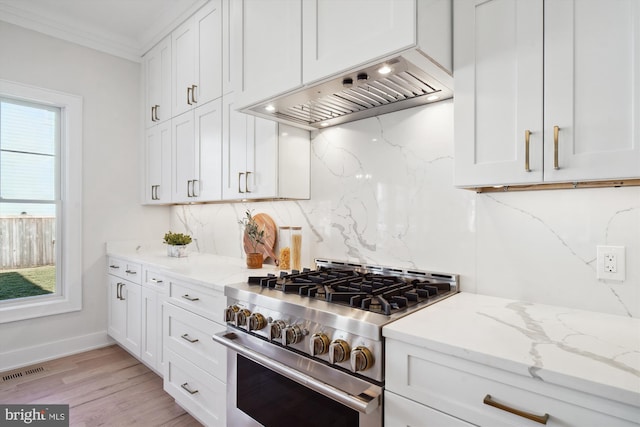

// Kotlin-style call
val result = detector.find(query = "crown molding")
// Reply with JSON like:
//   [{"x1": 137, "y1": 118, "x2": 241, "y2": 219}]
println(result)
[{"x1": 0, "y1": 0, "x2": 208, "y2": 62}]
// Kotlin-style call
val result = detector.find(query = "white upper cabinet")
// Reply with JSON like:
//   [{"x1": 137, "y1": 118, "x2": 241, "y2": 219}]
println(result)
[
  {"x1": 544, "y1": 0, "x2": 640, "y2": 183},
  {"x1": 172, "y1": 99, "x2": 223, "y2": 203},
  {"x1": 302, "y1": 0, "x2": 416, "y2": 84},
  {"x1": 222, "y1": 94, "x2": 277, "y2": 200},
  {"x1": 172, "y1": 0, "x2": 222, "y2": 117},
  {"x1": 454, "y1": 0, "x2": 640, "y2": 188},
  {"x1": 145, "y1": 120, "x2": 172, "y2": 204},
  {"x1": 222, "y1": 94, "x2": 310, "y2": 200},
  {"x1": 144, "y1": 36, "x2": 171, "y2": 129},
  {"x1": 454, "y1": 0, "x2": 543, "y2": 186},
  {"x1": 233, "y1": 0, "x2": 303, "y2": 108}
]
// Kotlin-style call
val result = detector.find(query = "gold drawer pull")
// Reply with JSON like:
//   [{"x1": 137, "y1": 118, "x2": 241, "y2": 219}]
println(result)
[
  {"x1": 181, "y1": 382, "x2": 198, "y2": 394},
  {"x1": 181, "y1": 333, "x2": 199, "y2": 343},
  {"x1": 181, "y1": 294, "x2": 200, "y2": 301},
  {"x1": 483, "y1": 394, "x2": 549, "y2": 425}
]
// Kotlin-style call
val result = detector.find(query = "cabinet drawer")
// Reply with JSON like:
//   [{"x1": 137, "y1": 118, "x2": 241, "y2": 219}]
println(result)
[
  {"x1": 385, "y1": 390, "x2": 473, "y2": 427},
  {"x1": 143, "y1": 268, "x2": 168, "y2": 293},
  {"x1": 107, "y1": 257, "x2": 141, "y2": 284},
  {"x1": 167, "y1": 279, "x2": 224, "y2": 321},
  {"x1": 386, "y1": 339, "x2": 638, "y2": 427},
  {"x1": 164, "y1": 302, "x2": 226, "y2": 382},
  {"x1": 164, "y1": 348, "x2": 226, "y2": 427}
]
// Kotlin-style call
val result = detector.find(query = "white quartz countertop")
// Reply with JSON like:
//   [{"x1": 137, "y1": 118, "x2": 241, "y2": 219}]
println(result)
[
  {"x1": 106, "y1": 241, "x2": 280, "y2": 290},
  {"x1": 383, "y1": 292, "x2": 640, "y2": 408}
]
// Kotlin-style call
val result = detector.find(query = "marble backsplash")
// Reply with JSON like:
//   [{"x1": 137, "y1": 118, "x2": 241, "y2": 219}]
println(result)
[{"x1": 170, "y1": 100, "x2": 640, "y2": 318}]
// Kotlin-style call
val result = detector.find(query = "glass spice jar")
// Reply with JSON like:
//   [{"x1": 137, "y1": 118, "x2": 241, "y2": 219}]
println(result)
[
  {"x1": 278, "y1": 226, "x2": 291, "y2": 270},
  {"x1": 291, "y1": 226, "x2": 302, "y2": 271}
]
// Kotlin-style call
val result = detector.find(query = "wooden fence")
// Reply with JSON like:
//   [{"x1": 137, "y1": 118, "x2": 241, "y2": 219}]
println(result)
[{"x1": 0, "y1": 216, "x2": 55, "y2": 269}]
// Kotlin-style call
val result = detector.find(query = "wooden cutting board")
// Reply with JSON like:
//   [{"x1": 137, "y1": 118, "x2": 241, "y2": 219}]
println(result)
[{"x1": 243, "y1": 213, "x2": 278, "y2": 262}]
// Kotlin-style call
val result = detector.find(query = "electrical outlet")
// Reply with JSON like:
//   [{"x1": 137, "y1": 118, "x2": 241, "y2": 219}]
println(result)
[
  {"x1": 597, "y1": 246, "x2": 626, "y2": 281},
  {"x1": 604, "y1": 254, "x2": 617, "y2": 273}
]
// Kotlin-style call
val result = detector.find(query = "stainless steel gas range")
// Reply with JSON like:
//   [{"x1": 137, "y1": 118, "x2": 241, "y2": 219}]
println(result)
[{"x1": 213, "y1": 259, "x2": 459, "y2": 427}]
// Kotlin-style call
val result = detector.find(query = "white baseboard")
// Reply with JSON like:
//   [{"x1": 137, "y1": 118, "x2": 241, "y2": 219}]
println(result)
[{"x1": 0, "y1": 331, "x2": 115, "y2": 372}]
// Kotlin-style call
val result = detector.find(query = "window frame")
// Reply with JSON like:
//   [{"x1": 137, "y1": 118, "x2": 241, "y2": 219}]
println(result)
[{"x1": 0, "y1": 79, "x2": 82, "y2": 323}]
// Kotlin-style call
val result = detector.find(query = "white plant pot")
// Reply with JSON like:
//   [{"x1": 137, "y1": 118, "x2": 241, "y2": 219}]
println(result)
[{"x1": 167, "y1": 245, "x2": 188, "y2": 258}]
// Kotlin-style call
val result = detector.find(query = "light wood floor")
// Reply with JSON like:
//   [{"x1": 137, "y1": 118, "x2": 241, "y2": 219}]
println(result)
[{"x1": 0, "y1": 344, "x2": 202, "y2": 426}]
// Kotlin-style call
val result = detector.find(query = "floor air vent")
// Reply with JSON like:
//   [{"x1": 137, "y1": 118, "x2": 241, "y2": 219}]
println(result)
[{"x1": 2, "y1": 366, "x2": 45, "y2": 382}]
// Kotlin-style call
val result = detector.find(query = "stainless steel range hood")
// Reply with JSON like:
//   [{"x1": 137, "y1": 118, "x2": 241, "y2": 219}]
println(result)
[{"x1": 242, "y1": 50, "x2": 453, "y2": 130}]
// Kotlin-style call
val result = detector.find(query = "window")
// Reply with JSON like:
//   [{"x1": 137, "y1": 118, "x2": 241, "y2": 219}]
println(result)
[{"x1": 0, "y1": 80, "x2": 82, "y2": 323}]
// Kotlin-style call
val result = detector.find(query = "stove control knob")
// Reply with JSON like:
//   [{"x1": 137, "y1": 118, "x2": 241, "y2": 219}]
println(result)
[
  {"x1": 350, "y1": 346, "x2": 374, "y2": 372},
  {"x1": 309, "y1": 333, "x2": 331, "y2": 356},
  {"x1": 268, "y1": 320, "x2": 287, "y2": 340},
  {"x1": 234, "y1": 308, "x2": 251, "y2": 327},
  {"x1": 247, "y1": 313, "x2": 267, "y2": 331},
  {"x1": 329, "y1": 339, "x2": 351, "y2": 364},
  {"x1": 281, "y1": 325, "x2": 308, "y2": 346},
  {"x1": 223, "y1": 305, "x2": 239, "y2": 323}
]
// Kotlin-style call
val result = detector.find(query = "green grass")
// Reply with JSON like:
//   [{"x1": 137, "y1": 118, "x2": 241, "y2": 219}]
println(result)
[{"x1": 0, "y1": 265, "x2": 56, "y2": 301}]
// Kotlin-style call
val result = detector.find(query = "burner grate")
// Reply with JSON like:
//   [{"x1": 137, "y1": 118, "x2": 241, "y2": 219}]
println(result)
[{"x1": 247, "y1": 265, "x2": 455, "y2": 315}]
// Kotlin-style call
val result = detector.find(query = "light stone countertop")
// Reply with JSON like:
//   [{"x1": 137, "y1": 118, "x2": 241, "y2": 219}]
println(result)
[
  {"x1": 106, "y1": 241, "x2": 280, "y2": 291},
  {"x1": 382, "y1": 292, "x2": 640, "y2": 409}
]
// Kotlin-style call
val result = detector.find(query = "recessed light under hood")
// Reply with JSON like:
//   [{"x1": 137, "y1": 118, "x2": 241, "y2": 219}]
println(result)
[{"x1": 245, "y1": 54, "x2": 453, "y2": 130}]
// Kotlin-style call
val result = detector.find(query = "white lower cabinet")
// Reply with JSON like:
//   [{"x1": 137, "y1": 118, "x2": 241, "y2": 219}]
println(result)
[
  {"x1": 107, "y1": 257, "x2": 142, "y2": 358},
  {"x1": 164, "y1": 349, "x2": 226, "y2": 426},
  {"x1": 107, "y1": 275, "x2": 141, "y2": 357},
  {"x1": 163, "y1": 277, "x2": 227, "y2": 426},
  {"x1": 385, "y1": 390, "x2": 473, "y2": 427},
  {"x1": 140, "y1": 268, "x2": 168, "y2": 374},
  {"x1": 108, "y1": 259, "x2": 167, "y2": 376},
  {"x1": 385, "y1": 339, "x2": 639, "y2": 427}
]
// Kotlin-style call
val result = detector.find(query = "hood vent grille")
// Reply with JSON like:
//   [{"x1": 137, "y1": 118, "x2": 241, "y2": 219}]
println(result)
[
  {"x1": 283, "y1": 71, "x2": 438, "y2": 124},
  {"x1": 248, "y1": 56, "x2": 453, "y2": 129}
]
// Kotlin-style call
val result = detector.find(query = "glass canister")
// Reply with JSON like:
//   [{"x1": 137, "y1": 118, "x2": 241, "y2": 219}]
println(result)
[
  {"x1": 278, "y1": 226, "x2": 291, "y2": 270},
  {"x1": 291, "y1": 226, "x2": 302, "y2": 271}
]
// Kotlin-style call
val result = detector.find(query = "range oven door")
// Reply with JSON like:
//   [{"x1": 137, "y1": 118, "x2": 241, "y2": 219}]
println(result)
[{"x1": 213, "y1": 330, "x2": 382, "y2": 427}]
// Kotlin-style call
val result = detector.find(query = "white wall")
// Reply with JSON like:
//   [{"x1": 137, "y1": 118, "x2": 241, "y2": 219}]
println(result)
[
  {"x1": 0, "y1": 22, "x2": 170, "y2": 369},
  {"x1": 170, "y1": 100, "x2": 639, "y2": 319}
]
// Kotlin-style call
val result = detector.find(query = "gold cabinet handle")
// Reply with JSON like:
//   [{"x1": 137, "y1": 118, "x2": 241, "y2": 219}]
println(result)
[
  {"x1": 181, "y1": 333, "x2": 199, "y2": 343},
  {"x1": 245, "y1": 171, "x2": 252, "y2": 193},
  {"x1": 187, "y1": 87, "x2": 192, "y2": 105},
  {"x1": 524, "y1": 130, "x2": 531, "y2": 172},
  {"x1": 238, "y1": 172, "x2": 245, "y2": 193},
  {"x1": 180, "y1": 382, "x2": 198, "y2": 394},
  {"x1": 484, "y1": 395, "x2": 549, "y2": 425},
  {"x1": 191, "y1": 85, "x2": 198, "y2": 103},
  {"x1": 553, "y1": 125, "x2": 560, "y2": 170}
]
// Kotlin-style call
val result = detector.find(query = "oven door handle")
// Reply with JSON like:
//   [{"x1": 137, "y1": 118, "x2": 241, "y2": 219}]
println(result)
[{"x1": 213, "y1": 332, "x2": 380, "y2": 415}]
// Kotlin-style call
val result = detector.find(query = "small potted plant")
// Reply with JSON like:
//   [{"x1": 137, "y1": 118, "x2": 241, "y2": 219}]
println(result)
[
  {"x1": 163, "y1": 231, "x2": 192, "y2": 258},
  {"x1": 238, "y1": 209, "x2": 266, "y2": 269}
]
